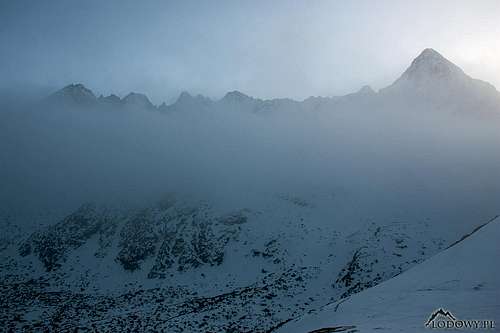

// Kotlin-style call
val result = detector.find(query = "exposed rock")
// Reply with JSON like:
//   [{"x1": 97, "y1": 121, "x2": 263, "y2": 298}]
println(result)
[
  {"x1": 19, "y1": 204, "x2": 114, "y2": 271},
  {"x1": 122, "y1": 92, "x2": 155, "y2": 110},
  {"x1": 47, "y1": 83, "x2": 97, "y2": 106}
]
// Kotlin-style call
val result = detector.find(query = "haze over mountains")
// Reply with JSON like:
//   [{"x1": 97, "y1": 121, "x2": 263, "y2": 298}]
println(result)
[
  {"x1": 43, "y1": 48, "x2": 500, "y2": 115},
  {"x1": 1, "y1": 49, "x2": 499, "y2": 332}
]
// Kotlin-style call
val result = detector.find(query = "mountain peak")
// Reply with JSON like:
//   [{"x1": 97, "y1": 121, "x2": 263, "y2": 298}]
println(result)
[
  {"x1": 60, "y1": 83, "x2": 94, "y2": 96},
  {"x1": 222, "y1": 91, "x2": 253, "y2": 102},
  {"x1": 381, "y1": 48, "x2": 471, "y2": 96},
  {"x1": 122, "y1": 92, "x2": 154, "y2": 109},
  {"x1": 357, "y1": 85, "x2": 375, "y2": 95},
  {"x1": 401, "y1": 48, "x2": 466, "y2": 83},
  {"x1": 176, "y1": 91, "x2": 194, "y2": 104},
  {"x1": 49, "y1": 83, "x2": 97, "y2": 105},
  {"x1": 418, "y1": 48, "x2": 443, "y2": 59},
  {"x1": 98, "y1": 94, "x2": 122, "y2": 105},
  {"x1": 172, "y1": 91, "x2": 213, "y2": 109}
]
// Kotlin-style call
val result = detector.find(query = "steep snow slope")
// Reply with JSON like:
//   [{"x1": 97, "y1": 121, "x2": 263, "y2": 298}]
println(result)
[
  {"x1": 279, "y1": 216, "x2": 500, "y2": 333},
  {"x1": 381, "y1": 48, "x2": 500, "y2": 114}
]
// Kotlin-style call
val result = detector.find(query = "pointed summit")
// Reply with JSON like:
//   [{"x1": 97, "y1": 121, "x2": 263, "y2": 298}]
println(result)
[
  {"x1": 172, "y1": 91, "x2": 213, "y2": 108},
  {"x1": 339, "y1": 85, "x2": 376, "y2": 102},
  {"x1": 400, "y1": 48, "x2": 466, "y2": 84},
  {"x1": 60, "y1": 83, "x2": 95, "y2": 97},
  {"x1": 48, "y1": 83, "x2": 97, "y2": 106},
  {"x1": 163, "y1": 91, "x2": 213, "y2": 113},
  {"x1": 381, "y1": 48, "x2": 472, "y2": 95},
  {"x1": 179, "y1": 91, "x2": 192, "y2": 99},
  {"x1": 357, "y1": 85, "x2": 375, "y2": 95},
  {"x1": 418, "y1": 48, "x2": 445, "y2": 59},
  {"x1": 175, "y1": 91, "x2": 194, "y2": 105},
  {"x1": 380, "y1": 48, "x2": 499, "y2": 112}
]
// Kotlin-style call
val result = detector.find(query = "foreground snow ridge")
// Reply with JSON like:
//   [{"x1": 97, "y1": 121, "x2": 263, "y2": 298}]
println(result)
[{"x1": 280, "y1": 216, "x2": 500, "y2": 333}]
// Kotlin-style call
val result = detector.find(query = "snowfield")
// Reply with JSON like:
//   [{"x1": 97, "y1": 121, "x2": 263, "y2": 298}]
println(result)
[{"x1": 279, "y1": 216, "x2": 500, "y2": 332}]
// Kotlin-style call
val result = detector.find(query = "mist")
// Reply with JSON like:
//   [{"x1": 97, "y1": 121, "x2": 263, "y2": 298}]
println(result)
[
  {"x1": 3, "y1": 1, "x2": 500, "y2": 330},
  {"x1": 1, "y1": 91, "x2": 499, "y2": 240}
]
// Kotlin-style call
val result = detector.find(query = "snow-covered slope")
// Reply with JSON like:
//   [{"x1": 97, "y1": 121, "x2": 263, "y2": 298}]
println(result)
[
  {"x1": 381, "y1": 48, "x2": 500, "y2": 114},
  {"x1": 1, "y1": 194, "x2": 456, "y2": 332},
  {"x1": 279, "y1": 216, "x2": 500, "y2": 332}
]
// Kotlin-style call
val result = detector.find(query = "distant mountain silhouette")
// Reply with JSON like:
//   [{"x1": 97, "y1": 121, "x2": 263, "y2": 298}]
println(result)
[
  {"x1": 43, "y1": 48, "x2": 500, "y2": 115},
  {"x1": 47, "y1": 83, "x2": 97, "y2": 106}
]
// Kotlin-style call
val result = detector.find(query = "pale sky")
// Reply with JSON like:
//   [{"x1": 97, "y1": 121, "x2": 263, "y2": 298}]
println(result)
[{"x1": 1, "y1": 0, "x2": 499, "y2": 103}]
